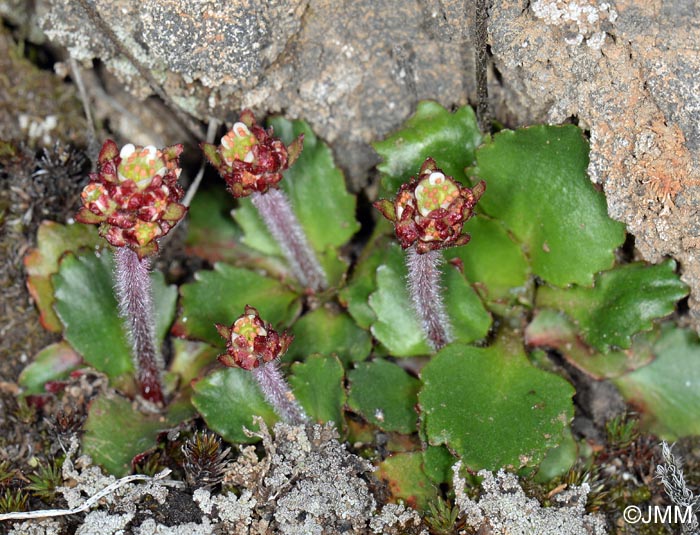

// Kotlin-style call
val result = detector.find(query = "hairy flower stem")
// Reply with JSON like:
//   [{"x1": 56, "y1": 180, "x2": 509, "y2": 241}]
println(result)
[
  {"x1": 114, "y1": 247, "x2": 164, "y2": 405},
  {"x1": 252, "y1": 361, "x2": 307, "y2": 425},
  {"x1": 252, "y1": 189, "x2": 326, "y2": 291},
  {"x1": 406, "y1": 246, "x2": 453, "y2": 351}
]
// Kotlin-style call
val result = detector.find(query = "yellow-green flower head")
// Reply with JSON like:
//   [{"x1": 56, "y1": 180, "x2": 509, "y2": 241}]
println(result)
[
  {"x1": 374, "y1": 157, "x2": 486, "y2": 254},
  {"x1": 117, "y1": 144, "x2": 167, "y2": 190}
]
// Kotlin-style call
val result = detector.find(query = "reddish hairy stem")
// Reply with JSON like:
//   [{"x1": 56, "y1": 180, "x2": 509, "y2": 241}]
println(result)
[
  {"x1": 114, "y1": 247, "x2": 164, "y2": 405},
  {"x1": 251, "y1": 361, "x2": 307, "y2": 425},
  {"x1": 251, "y1": 189, "x2": 326, "y2": 292},
  {"x1": 405, "y1": 246, "x2": 453, "y2": 351}
]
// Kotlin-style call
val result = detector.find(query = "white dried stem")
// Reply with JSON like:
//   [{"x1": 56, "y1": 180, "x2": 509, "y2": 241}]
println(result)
[
  {"x1": 0, "y1": 470, "x2": 179, "y2": 521},
  {"x1": 656, "y1": 441, "x2": 700, "y2": 534}
]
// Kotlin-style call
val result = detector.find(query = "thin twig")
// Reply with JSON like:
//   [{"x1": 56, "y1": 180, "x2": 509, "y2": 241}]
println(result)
[
  {"x1": 183, "y1": 119, "x2": 220, "y2": 208},
  {"x1": 474, "y1": 0, "x2": 491, "y2": 133},
  {"x1": 158, "y1": 119, "x2": 219, "y2": 249},
  {"x1": 76, "y1": 0, "x2": 205, "y2": 140},
  {"x1": 0, "y1": 469, "x2": 182, "y2": 522},
  {"x1": 69, "y1": 58, "x2": 99, "y2": 163}
]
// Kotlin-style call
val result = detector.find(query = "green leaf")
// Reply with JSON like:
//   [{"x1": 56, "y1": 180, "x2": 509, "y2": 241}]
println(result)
[
  {"x1": 473, "y1": 125, "x2": 625, "y2": 286},
  {"x1": 24, "y1": 221, "x2": 102, "y2": 332},
  {"x1": 284, "y1": 306, "x2": 371, "y2": 364},
  {"x1": 165, "y1": 339, "x2": 219, "y2": 388},
  {"x1": 232, "y1": 197, "x2": 282, "y2": 256},
  {"x1": 525, "y1": 309, "x2": 655, "y2": 379},
  {"x1": 18, "y1": 342, "x2": 82, "y2": 395},
  {"x1": 52, "y1": 250, "x2": 177, "y2": 381},
  {"x1": 289, "y1": 355, "x2": 345, "y2": 426},
  {"x1": 173, "y1": 262, "x2": 301, "y2": 347},
  {"x1": 536, "y1": 260, "x2": 688, "y2": 352},
  {"x1": 347, "y1": 359, "x2": 420, "y2": 433},
  {"x1": 317, "y1": 248, "x2": 350, "y2": 290},
  {"x1": 191, "y1": 368, "x2": 278, "y2": 443},
  {"x1": 534, "y1": 430, "x2": 578, "y2": 483},
  {"x1": 373, "y1": 101, "x2": 482, "y2": 196},
  {"x1": 443, "y1": 215, "x2": 530, "y2": 306},
  {"x1": 377, "y1": 452, "x2": 437, "y2": 511},
  {"x1": 186, "y1": 189, "x2": 289, "y2": 277},
  {"x1": 422, "y1": 445, "x2": 456, "y2": 485},
  {"x1": 82, "y1": 394, "x2": 193, "y2": 476},
  {"x1": 233, "y1": 117, "x2": 360, "y2": 257},
  {"x1": 369, "y1": 244, "x2": 491, "y2": 356},
  {"x1": 152, "y1": 271, "x2": 178, "y2": 346},
  {"x1": 269, "y1": 116, "x2": 360, "y2": 250},
  {"x1": 614, "y1": 325, "x2": 700, "y2": 440},
  {"x1": 419, "y1": 338, "x2": 575, "y2": 471},
  {"x1": 338, "y1": 230, "x2": 393, "y2": 329}
]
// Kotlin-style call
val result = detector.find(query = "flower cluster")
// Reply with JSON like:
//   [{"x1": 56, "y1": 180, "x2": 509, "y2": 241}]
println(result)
[
  {"x1": 374, "y1": 157, "x2": 486, "y2": 253},
  {"x1": 75, "y1": 140, "x2": 187, "y2": 258},
  {"x1": 201, "y1": 110, "x2": 303, "y2": 198},
  {"x1": 215, "y1": 305, "x2": 293, "y2": 371}
]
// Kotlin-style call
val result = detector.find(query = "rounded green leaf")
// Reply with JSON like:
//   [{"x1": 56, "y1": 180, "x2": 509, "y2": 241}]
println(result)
[
  {"x1": 474, "y1": 125, "x2": 625, "y2": 286},
  {"x1": 419, "y1": 340, "x2": 575, "y2": 471},
  {"x1": 369, "y1": 244, "x2": 491, "y2": 356},
  {"x1": 25, "y1": 221, "x2": 102, "y2": 332},
  {"x1": 82, "y1": 394, "x2": 193, "y2": 476},
  {"x1": 174, "y1": 262, "x2": 301, "y2": 347},
  {"x1": 289, "y1": 355, "x2": 345, "y2": 426},
  {"x1": 285, "y1": 306, "x2": 371, "y2": 364},
  {"x1": 166, "y1": 339, "x2": 219, "y2": 388},
  {"x1": 536, "y1": 260, "x2": 688, "y2": 352},
  {"x1": 373, "y1": 101, "x2": 482, "y2": 196},
  {"x1": 525, "y1": 309, "x2": 655, "y2": 379},
  {"x1": 443, "y1": 215, "x2": 530, "y2": 306},
  {"x1": 534, "y1": 430, "x2": 578, "y2": 483},
  {"x1": 191, "y1": 368, "x2": 278, "y2": 443},
  {"x1": 52, "y1": 250, "x2": 177, "y2": 380},
  {"x1": 18, "y1": 342, "x2": 82, "y2": 395},
  {"x1": 270, "y1": 116, "x2": 360, "y2": 250},
  {"x1": 186, "y1": 189, "x2": 289, "y2": 277},
  {"x1": 348, "y1": 359, "x2": 420, "y2": 434},
  {"x1": 232, "y1": 197, "x2": 282, "y2": 256},
  {"x1": 422, "y1": 445, "x2": 456, "y2": 485},
  {"x1": 152, "y1": 271, "x2": 178, "y2": 345},
  {"x1": 187, "y1": 188, "x2": 243, "y2": 256},
  {"x1": 377, "y1": 452, "x2": 437, "y2": 510},
  {"x1": 338, "y1": 229, "x2": 393, "y2": 329},
  {"x1": 614, "y1": 325, "x2": 700, "y2": 440},
  {"x1": 52, "y1": 252, "x2": 129, "y2": 378}
]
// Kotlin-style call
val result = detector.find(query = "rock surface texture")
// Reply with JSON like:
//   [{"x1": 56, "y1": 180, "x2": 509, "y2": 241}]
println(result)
[{"x1": 25, "y1": 0, "x2": 700, "y2": 323}]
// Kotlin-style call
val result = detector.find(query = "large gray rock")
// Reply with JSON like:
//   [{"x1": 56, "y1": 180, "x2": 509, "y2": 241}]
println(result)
[{"x1": 487, "y1": 0, "x2": 700, "y2": 323}]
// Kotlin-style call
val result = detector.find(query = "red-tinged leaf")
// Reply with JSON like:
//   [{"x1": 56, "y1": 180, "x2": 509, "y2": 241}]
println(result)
[
  {"x1": 18, "y1": 342, "x2": 83, "y2": 395},
  {"x1": 24, "y1": 221, "x2": 103, "y2": 333}
]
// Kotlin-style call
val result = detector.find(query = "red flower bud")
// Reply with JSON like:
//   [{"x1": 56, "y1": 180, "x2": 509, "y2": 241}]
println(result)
[
  {"x1": 75, "y1": 140, "x2": 187, "y2": 258},
  {"x1": 374, "y1": 158, "x2": 485, "y2": 253},
  {"x1": 216, "y1": 305, "x2": 294, "y2": 371},
  {"x1": 201, "y1": 110, "x2": 303, "y2": 198}
]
